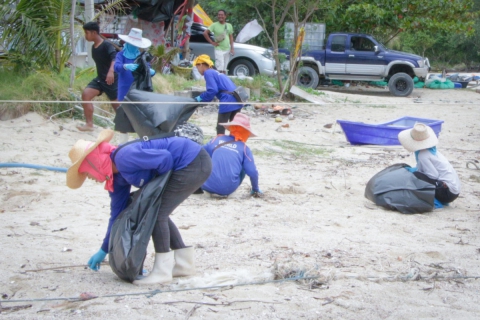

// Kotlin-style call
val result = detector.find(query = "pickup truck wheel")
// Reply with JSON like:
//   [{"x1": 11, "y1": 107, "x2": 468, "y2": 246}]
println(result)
[
  {"x1": 388, "y1": 73, "x2": 414, "y2": 97},
  {"x1": 296, "y1": 66, "x2": 319, "y2": 89},
  {"x1": 228, "y1": 59, "x2": 256, "y2": 77}
]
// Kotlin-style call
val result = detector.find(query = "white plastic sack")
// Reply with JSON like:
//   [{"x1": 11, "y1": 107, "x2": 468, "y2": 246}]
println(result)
[{"x1": 235, "y1": 19, "x2": 264, "y2": 43}]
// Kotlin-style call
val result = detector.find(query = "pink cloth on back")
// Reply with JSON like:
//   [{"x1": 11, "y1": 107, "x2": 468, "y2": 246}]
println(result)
[{"x1": 78, "y1": 142, "x2": 117, "y2": 192}]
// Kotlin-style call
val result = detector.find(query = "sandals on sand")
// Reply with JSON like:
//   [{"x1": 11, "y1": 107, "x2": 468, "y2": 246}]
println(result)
[{"x1": 77, "y1": 125, "x2": 95, "y2": 132}]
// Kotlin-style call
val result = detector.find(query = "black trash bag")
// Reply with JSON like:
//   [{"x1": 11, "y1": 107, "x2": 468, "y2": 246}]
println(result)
[
  {"x1": 132, "y1": 52, "x2": 154, "y2": 93},
  {"x1": 365, "y1": 163, "x2": 435, "y2": 214},
  {"x1": 136, "y1": 0, "x2": 183, "y2": 23},
  {"x1": 109, "y1": 171, "x2": 172, "y2": 282},
  {"x1": 114, "y1": 90, "x2": 200, "y2": 137}
]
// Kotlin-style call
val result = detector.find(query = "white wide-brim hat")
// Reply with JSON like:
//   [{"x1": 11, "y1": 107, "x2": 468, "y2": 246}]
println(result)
[
  {"x1": 398, "y1": 123, "x2": 438, "y2": 152},
  {"x1": 119, "y1": 28, "x2": 152, "y2": 49}
]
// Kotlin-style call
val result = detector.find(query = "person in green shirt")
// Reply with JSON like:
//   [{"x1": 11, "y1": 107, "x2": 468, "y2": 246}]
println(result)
[{"x1": 203, "y1": 9, "x2": 234, "y2": 74}]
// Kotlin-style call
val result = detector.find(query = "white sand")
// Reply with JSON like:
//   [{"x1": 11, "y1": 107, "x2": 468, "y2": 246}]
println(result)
[{"x1": 1, "y1": 87, "x2": 480, "y2": 318}]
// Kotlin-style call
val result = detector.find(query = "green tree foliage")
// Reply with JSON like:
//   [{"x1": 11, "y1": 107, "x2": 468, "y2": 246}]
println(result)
[
  {"x1": 324, "y1": 0, "x2": 476, "y2": 44},
  {"x1": 0, "y1": 0, "x2": 127, "y2": 74},
  {"x1": 1, "y1": 0, "x2": 73, "y2": 73}
]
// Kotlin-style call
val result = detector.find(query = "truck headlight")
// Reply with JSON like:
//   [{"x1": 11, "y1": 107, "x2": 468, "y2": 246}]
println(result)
[{"x1": 417, "y1": 60, "x2": 425, "y2": 68}]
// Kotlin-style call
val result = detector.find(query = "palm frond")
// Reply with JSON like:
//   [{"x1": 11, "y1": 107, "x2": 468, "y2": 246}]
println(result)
[{"x1": 93, "y1": 0, "x2": 129, "y2": 21}]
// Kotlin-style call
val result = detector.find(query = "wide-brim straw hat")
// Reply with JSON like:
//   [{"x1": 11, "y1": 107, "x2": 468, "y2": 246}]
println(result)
[
  {"x1": 66, "y1": 129, "x2": 114, "y2": 189},
  {"x1": 219, "y1": 113, "x2": 257, "y2": 137},
  {"x1": 398, "y1": 123, "x2": 438, "y2": 152},
  {"x1": 118, "y1": 28, "x2": 152, "y2": 49}
]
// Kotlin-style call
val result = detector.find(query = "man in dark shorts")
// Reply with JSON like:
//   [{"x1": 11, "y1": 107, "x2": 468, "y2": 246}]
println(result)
[{"x1": 78, "y1": 22, "x2": 119, "y2": 132}]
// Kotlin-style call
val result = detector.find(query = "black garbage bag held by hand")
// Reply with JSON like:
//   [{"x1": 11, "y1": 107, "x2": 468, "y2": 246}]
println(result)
[
  {"x1": 132, "y1": 51, "x2": 154, "y2": 92},
  {"x1": 108, "y1": 171, "x2": 172, "y2": 282}
]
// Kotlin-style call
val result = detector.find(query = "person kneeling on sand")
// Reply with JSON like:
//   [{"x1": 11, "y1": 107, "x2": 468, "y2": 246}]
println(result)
[
  {"x1": 66, "y1": 129, "x2": 212, "y2": 284},
  {"x1": 200, "y1": 113, "x2": 263, "y2": 198},
  {"x1": 398, "y1": 123, "x2": 461, "y2": 205}
]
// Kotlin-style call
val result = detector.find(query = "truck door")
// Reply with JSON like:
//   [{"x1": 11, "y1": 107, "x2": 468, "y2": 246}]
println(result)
[
  {"x1": 346, "y1": 36, "x2": 386, "y2": 76},
  {"x1": 325, "y1": 35, "x2": 347, "y2": 75}
]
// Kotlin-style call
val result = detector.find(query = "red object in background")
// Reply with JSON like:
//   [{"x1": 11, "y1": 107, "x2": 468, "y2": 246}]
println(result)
[
  {"x1": 100, "y1": 33, "x2": 119, "y2": 39},
  {"x1": 193, "y1": 14, "x2": 203, "y2": 24}
]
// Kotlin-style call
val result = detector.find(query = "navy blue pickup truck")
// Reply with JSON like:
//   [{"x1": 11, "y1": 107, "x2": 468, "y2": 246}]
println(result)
[{"x1": 293, "y1": 32, "x2": 430, "y2": 96}]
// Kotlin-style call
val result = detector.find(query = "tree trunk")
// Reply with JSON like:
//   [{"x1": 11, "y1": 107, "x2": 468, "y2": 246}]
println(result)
[{"x1": 70, "y1": 0, "x2": 77, "y2": 88}]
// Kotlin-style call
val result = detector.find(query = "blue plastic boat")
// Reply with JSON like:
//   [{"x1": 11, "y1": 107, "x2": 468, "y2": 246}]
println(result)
[{"x1": 336, "y1": 116, "x2": 444, "y2": 146}]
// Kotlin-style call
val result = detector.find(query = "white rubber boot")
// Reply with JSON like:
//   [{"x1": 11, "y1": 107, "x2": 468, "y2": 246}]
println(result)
[
  {"x1": 117, "y1": 132, "x2": 129, "y2": 145},
  {"x1": 172, "y1": 247, "x2": 195, "y2": 277},
  {"x1": 133, "y1": 251, "x2": 174, "y2": 285}
]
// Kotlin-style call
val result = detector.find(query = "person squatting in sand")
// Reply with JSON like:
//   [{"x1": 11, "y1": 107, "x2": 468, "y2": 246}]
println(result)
[
  {"x1": 398, "y1": 123, "x2": 461, "y2": 205},
  {"x1": 193, "y1": 54, "x2": 242, "y2": 135},
  {"x1": 200, "y1": 113, "x2": 262, "y2": 198},
  {"x1": 66, "y1": 129, "x2": 212, "y2": 284}
]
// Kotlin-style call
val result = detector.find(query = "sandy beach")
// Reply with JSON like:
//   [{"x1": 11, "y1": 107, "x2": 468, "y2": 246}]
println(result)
[{"x1": 1, "y1": 86, "x2": 479, "y2": 319}]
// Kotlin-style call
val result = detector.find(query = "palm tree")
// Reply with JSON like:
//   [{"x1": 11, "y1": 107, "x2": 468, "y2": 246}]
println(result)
[{"x1": 0, "y1": 0, "x2": 127, "y2": 73}]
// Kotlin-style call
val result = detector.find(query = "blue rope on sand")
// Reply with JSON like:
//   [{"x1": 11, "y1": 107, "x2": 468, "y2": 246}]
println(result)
[{"x1": 0, "y1": 163, "x2": 67, "y2": 173}]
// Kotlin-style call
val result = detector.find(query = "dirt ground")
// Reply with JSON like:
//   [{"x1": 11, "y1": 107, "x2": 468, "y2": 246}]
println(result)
[{"x1": 1, "y1": 86, "x2": 479, "y2": 319}]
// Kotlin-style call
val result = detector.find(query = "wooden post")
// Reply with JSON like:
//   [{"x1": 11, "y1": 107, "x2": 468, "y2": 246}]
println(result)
[
  {"x1": 69, "y1": 0, "x2": 77, "y2": 88},
  {"x1": 183, "y1": 0, "x2": 195, "y2": 61},
  {"x1": 84, "y1": 0, "x2": 95, "y2": 66}
]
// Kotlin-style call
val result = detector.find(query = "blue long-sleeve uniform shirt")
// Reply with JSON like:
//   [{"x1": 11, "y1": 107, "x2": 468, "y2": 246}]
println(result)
[
  {"x1": 202, "y1": 135, "x2": 259, "y2": 196},
  {"x1": 114, "y1": 51, "x2": 135, "y2": 101},
  {"x1": 101, "y1": 137, "x2": 201, "y2": 252},
  {"x1": 199, "y1": 69, "x2": 242, "y2": 114}
]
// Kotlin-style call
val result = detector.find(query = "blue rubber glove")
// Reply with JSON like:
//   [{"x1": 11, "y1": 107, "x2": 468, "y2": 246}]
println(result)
[
  {"x1": 124, "y1": 63, "x2": 139, "y2": 71},
  {"x1": 250, "y1": 189, "x2": 263, "y2": 198},
  {"x1": 195, "y1": 96, "x2": 202, "y2": 102},
  {"x1": 149, "y1": 68, "x2": 156, "y2": 76},
  {"x1": 87, "y1": 249, "x2": 107, "y2": 271},
  {"x1": 405, "y1": 166, "x2": 417, "y2": 173}
]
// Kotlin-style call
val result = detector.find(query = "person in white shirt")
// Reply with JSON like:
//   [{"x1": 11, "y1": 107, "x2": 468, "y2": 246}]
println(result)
[{"x1": 398, "y1": 123, "x2": 461, "y2": 204}]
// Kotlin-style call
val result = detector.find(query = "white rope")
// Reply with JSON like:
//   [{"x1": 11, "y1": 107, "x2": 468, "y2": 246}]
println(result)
[{"x1": 0, "y1": 99, "x2": 476, "y2": 105}]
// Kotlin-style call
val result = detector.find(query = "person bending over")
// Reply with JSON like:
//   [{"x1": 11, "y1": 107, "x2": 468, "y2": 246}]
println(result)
[
  {"x1": 66, "y1": 129, "x2": 212, "y2": 284},
  {"x1": 193, "y1": 54, "x2": 242, "y2": 135}
]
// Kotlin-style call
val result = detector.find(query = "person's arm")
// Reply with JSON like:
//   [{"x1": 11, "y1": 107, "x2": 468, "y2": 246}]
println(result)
[
  {"x1": 101, "y1": 181, "x2": 131, "y2": 253},
  {"x1": 114, "y1": 51, "x2": 125, "y2": 74},
  {"x1": 243, "y1": 146, "x2": 260, "y2": 191},
  {"x1": 204, "y1": 28, "x2": 218, "y2": 47},
  {"x1": 88, "y1": 177, "x2": 130, "y2": 271},
  {"x1": 229, "y1": 24, "x2": 234, "y2": 55},
  {"x1": 199, "y1": 70, "x2": 219, "y2": 102}
]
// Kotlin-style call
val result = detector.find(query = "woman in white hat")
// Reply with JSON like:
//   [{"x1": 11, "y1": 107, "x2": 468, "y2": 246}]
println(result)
[
  {"x1": 200, "y1": 113, "x2": 262, "y2": 197},
  {"x1": 66, "y1": 129, "x2": 212, "y2": 284},
  {"x1": 398, "y1": 123, "x2": 461, "y2": 204},
  {"x1": 114, "y1": 28, "x2": 154, "y2": 101}
]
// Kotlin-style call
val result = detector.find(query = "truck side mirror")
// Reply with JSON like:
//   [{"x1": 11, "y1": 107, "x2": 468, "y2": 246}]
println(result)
[{"x1": 374, "y1": 45, "x2": 379, "y2": 52}]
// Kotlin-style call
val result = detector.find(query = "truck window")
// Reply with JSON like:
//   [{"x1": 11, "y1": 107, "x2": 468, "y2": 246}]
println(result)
[
  {"x1": 330, "y1": 35, "x2": 346, "y2": 52},
  {"x1": 350, "y1": 36, "x2": 375, "y2": 52}
]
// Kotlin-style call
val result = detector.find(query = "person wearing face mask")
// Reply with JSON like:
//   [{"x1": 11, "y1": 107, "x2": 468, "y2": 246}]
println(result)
[
  {"x1": 66, "y1": 129, "x2": 212, "y2": 285},
  {"x1": 114, "y1": 28, "x2": 154, "y2": 102},
  {"x1": 200, "y1": 113, "x2": 262, "y2": 198}
]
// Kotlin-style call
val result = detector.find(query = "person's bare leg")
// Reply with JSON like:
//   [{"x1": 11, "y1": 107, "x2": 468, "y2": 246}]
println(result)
[
  {"x1": 111, "y1": 99, "x2": 120, "y2": 112},
  {"x1": 77, "y1": 87, "x2": 100, "y2": 131}
]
